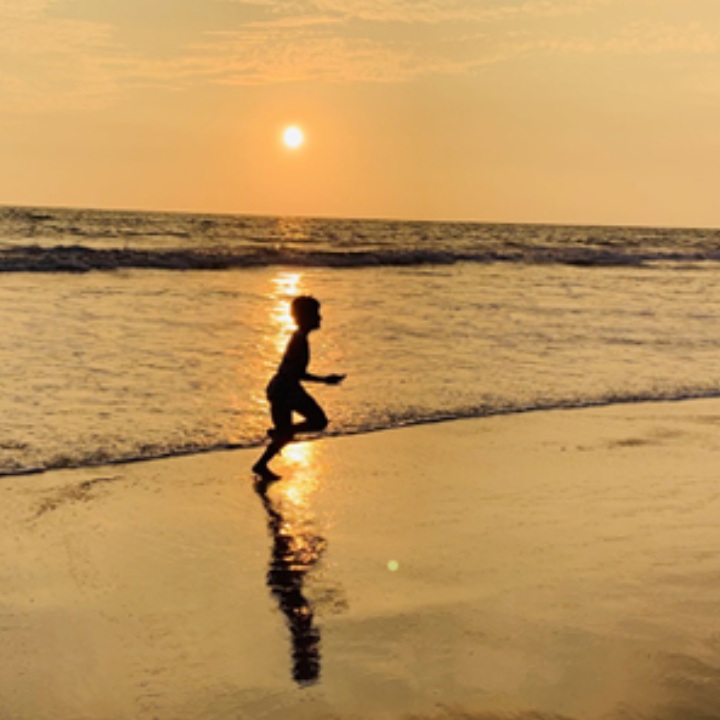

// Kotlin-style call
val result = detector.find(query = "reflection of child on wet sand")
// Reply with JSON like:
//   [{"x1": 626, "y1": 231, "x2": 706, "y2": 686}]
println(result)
[{"x1": 253, "y1": 295, "x2": 346, "y2": 481}]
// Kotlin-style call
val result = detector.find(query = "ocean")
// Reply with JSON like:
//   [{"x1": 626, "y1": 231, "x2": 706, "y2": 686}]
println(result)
[{"x1": 3, "y1": 204, "x2": 720, "y2": 477}]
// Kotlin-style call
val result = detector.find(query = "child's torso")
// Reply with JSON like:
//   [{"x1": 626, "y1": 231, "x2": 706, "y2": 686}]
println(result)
[{"x1": 273, "y1": 331, "x2": 309, "y2": 385}]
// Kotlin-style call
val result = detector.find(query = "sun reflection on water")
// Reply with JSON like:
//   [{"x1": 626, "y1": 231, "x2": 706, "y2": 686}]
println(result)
[
  {"x1": 278, "y1": 442, "x2": 318, "y2": 505},
  {"x1": 248, "y1": 270, "x2": 306, "y2": 425},
  {"x1": 255, "y1": 440, "x2": 325, "y2": 686},
  {"x1": 251, "y1": 268, "x2": 334, "y2": 685},
  {"x1": 270, "y1": 272, "x2": 303, "y2": 355}
]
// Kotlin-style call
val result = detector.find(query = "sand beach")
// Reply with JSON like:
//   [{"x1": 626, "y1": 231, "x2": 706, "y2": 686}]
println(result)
[{"x1": 2, "y1": 399, "x2": 720, "y2": 719}]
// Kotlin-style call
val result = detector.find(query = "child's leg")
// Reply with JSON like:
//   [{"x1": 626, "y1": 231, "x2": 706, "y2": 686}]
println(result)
[
  {"x1": 253, "y1": 389, "x2": 328, "y2": 478},
  {"x1": 291, "y1": 388, "x2": 328, "y2": 434},
  {"x1": 270, "y1": 400, "x2": 295, "y2": 444},
  {"x1": 253, "y1": 441, "x2": 282, "y2": 478},
  {"x1": 253, "y1": 400, "x2": 292, "y2": 477}
]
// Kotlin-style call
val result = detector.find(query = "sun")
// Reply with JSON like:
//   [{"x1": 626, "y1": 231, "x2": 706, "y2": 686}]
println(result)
[{"x1": 282, "y1": 125, "x2": 304, "y2": 149}]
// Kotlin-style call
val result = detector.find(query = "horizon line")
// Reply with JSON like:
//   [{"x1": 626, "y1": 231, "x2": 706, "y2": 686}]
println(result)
[{"x1": 1, "y1": 200, "x2": 718, "y2": 234}]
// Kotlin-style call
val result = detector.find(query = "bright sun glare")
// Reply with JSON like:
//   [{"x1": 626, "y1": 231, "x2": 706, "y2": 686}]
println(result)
[{"x1": 283, "y1": 125, "x2": 304, "y2": 149}]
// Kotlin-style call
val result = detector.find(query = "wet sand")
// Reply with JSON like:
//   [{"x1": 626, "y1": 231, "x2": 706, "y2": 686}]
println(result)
[{"x1": 2, "y1": 400, "x2": 720, "y2": 719}]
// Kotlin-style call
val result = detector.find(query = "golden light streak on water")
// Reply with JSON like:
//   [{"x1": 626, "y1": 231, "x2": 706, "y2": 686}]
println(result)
[
  {"x1": 255, "y1": 437, "x2": 325, "y2": 685},
  {"x1": 277, "y1": 441, "x2": 319, "y2": 510},
  {"x1": 270, "y1": 271, "x2": 303, "y2": 354},
  {"x1": 249, "y1": 270, "x2": 306, "y2": 422}
]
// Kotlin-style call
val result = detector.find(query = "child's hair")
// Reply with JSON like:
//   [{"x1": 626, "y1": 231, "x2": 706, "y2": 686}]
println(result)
[{"x1": 291, "y1": 295, "x2": 320, "y2": 324}]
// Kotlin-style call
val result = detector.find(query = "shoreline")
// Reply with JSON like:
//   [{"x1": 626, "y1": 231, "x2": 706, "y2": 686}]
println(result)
[
  {"x1": 2, "y1": 399, "x2": 720, "y2": 719},
  {"x1": 8, "y1": 391, "x2": 720, "y2": 480}
]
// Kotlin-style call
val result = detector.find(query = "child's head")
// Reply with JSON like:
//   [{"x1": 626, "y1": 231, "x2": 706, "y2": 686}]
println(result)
[{"x1": 291, "y1": 295, "x2": 321, "y2": 331}]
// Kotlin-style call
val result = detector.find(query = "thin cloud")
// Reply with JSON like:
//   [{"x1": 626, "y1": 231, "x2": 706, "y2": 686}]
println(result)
[
  {"x1": 607, "y1": 21, "x2": 720, "y2": 56},
  {"x1": 176, "y1": 7, "x2": 720, "y2": 86},
  {"x1": 240, "y1": 13, "x2": 345, "y2": 30},
  {"x1": 0, "y1": 0, "x2": 113, "y2": 52},
  {"x1": 0, "y1": 0, "x2": 119, "y2": 113},
  {"x1": 133, "y1": 0, "x2": 612, "y2": 86},
  {"x1": 219, "y1": 0, "x2": 617, "y2": 24},
  {"x1": 124, "y1": 34, "x2": 432, "y2": 86},
  {"x1": 489, "y1": 20, "x2": 720, "y2": 61},
  {"x1": 3, "y1": 0, "x2": 720, "y2": 112}
]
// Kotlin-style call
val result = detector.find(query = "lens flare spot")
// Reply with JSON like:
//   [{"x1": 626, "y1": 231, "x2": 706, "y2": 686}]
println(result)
[{"x1": 387, "y1": 560, "x2": 400, "y2": 572}]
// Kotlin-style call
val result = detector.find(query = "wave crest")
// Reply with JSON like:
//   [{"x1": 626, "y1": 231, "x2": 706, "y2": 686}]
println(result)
[{"x1": 0, "y1": 243, "x2": 718, "y2": 273}]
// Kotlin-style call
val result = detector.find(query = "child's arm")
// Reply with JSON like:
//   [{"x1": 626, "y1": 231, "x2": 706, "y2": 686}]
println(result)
[
  {"x1": 302, "y1": 372, "x2": 346, "y2": 385},
  {"x1": 285, "y1": 332, "x2": 345, "y2": 385}
]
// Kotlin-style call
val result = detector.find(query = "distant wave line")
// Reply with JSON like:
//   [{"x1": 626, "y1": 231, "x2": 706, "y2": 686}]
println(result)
[{"x1": 2, "y1": 243, "x2": 720, "y2": 272}]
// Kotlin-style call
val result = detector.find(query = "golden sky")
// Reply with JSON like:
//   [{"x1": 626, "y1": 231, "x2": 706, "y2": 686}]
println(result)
[{"x1": 2, "y1": 0, "x2": 720, "y2": 226}]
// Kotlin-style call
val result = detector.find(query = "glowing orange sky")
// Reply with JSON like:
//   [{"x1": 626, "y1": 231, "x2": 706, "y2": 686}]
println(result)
[{"x1": 2, "y1": 0, "x2": 720, "y2": 226}]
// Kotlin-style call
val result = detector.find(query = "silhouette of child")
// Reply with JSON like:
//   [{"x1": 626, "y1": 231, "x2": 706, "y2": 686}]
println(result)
[{"x1": 253, "y1": 295, "x2": 345, "y2": 480}]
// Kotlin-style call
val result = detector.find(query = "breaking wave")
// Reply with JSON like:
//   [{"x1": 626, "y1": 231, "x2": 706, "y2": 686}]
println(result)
[{"x1": 1, "y1": 242, "x2": 719, "y2": 273}]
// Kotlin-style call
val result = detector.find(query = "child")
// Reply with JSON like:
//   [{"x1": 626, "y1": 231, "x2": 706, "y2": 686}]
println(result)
[{"x1": 253, "y1": 295, "x2": 345, "y2": 481}]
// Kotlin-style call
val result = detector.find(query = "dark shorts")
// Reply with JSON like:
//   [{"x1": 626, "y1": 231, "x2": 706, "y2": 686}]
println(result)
[{"x1": 266, "y1": 376, "x2": 327, "y2": 436}]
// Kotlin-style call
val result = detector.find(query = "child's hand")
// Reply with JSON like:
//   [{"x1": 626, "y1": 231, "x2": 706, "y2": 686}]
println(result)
[{"x1": 325, "y1": 374, "x2": 346, "y2": 385}]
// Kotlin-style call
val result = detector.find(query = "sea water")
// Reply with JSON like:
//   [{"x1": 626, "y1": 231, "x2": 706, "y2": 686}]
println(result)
[{"x1": 3, "y1": 205, "x2": 720, "y2": 475}]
